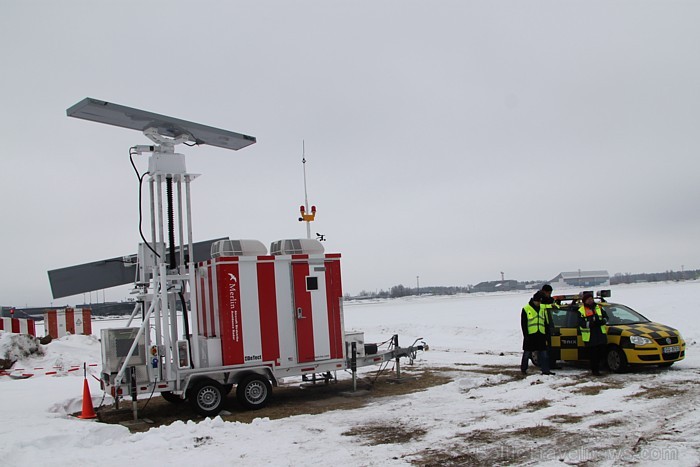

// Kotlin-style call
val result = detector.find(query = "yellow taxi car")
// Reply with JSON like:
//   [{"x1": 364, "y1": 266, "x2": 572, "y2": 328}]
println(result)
[{"x1": 545, "y1": 290, "x2": 685, "y2": 372}]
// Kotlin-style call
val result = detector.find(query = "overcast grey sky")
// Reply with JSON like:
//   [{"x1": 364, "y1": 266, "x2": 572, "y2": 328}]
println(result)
[{"x1": 1, "y1": 1, "x2": 699, "y2": 307}]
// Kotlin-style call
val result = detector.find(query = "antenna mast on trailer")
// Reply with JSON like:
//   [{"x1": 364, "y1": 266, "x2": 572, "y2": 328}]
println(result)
[
  {"x1": 64, "y1": 98, "x2": 256, "y2": 402},
  {"x1": 298, "y1": 140, "x2": 316, "y2": 240}
]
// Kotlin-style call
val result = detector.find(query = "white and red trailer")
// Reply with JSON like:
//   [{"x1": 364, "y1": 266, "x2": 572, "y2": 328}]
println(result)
[{"x1": 100, "y1": 237, "x2": 424, "y2": 416}]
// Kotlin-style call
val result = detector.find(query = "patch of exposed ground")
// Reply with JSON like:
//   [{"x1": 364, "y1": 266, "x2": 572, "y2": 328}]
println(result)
[
  {"x1": 508, "y1": 424, "x2": 559, "y2": 438},
  {"x1": 465, "y1": 364, "x2": 523, "y2": 380},
  {"x1": 410, "y1": 435, "x2": 529, "y2": 466},
  {"x1": 547, "y1": 413, "x2": 584, "y2": 424},
  {"x1": 631, "y1": 385, "x2": 687, "y2": 399},
  {"x1": 94, "y1": 367, "x2": 453, "y2": 432},
  {"x1": 570, "y1": 379, "x2": 625, "y2": 396},
  {"x1": 342, "y1": 423, "x2": 426, "y2": 445},
  {"x1": 590, "y1": 418, "x2": 623, "y2": 430},
  {"x1": 500, "y1": 398, "x2": 551, "y2": 415}
]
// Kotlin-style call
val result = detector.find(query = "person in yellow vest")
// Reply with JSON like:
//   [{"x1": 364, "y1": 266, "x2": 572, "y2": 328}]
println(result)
[
  {"x1": 520, "y1": 291, "x2": 554, "y2": 375},
  {"x1": 579, "y1": 291, "x2": 609, "y2": 376},
  {"x1": 540, "y1": 284, "x2": 561, "y2": 369}
]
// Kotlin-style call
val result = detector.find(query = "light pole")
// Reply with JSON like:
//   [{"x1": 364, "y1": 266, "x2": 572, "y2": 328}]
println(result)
[{"x1": 416, "y1": 276, "x2": 420, "y2": 296}]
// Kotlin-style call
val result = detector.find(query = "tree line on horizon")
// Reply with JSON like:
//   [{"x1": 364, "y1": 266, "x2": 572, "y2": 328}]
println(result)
[{"x1": 347, "y1": 269, "x2": 700, "y2": 300}]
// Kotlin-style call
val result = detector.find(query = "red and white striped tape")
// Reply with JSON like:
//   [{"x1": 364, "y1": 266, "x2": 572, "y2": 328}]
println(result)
[{"x1": 0, "y1": 363, "x2": 99, "y2": 379}]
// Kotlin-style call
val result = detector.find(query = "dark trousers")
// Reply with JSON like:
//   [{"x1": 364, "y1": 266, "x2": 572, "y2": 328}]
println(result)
[
  {"x1": 521, "y1": 350, "x2": 550, "y2": 373},
  {"x1": 588, "y1": 345, "x2": 605, "y2": 373}
]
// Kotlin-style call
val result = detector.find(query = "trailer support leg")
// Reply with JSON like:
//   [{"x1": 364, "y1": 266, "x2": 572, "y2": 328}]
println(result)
[
  {"x1": 351, "y1": 342, "x2": 357, "y2": 392},
  {"x1": 130, "y1": 367, "x2": 138, "y2": 422}
]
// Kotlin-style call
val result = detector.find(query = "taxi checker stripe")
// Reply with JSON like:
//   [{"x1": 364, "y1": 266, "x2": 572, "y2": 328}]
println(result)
[
  {"x1": 611, "y1": 324, "x2": 677, "y2": 337},
  {"x1": 644, "y1": 323, "x2": 674, "y2": 333}
]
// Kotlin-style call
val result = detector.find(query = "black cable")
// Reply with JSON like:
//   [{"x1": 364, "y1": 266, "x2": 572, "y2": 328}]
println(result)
[
  {"x1": 140, "y1": 382, "x2": 158, "y2": 412},
  {"x1": 166, "y1": 177, "x2": 176, "y2": 270},
  {"x1": 179, "y1": 291, "x2": 194, "y2": 368},
  {"x1": 130, "y1": 148, "x2": 160, "y2": 259}
]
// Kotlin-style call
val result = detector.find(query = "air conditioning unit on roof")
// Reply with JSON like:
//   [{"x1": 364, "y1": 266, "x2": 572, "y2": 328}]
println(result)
[
  {"x1": 210, "y1": 239, "x2": 267, "y2": 258},
  {"x1": 270, "y1": 239, "x2": 325, "y2": 256}
]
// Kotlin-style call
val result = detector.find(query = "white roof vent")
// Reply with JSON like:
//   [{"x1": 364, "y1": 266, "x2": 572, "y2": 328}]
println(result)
[
  {"x1": 270, "y1": 239, "x2": 325, "y2": 256},
  {"x1": 211, "y1": 239, "x2": 267, "y2": 258}
]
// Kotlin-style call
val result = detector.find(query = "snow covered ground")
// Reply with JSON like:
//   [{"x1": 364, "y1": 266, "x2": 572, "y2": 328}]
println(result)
[{"x1": 1, "y1": 281, "x2": 699, "y2": 466}]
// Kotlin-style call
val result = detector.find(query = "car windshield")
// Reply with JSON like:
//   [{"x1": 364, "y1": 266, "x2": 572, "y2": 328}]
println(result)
[{"x1": 602, "y1": 304, "x2": 650, "y2": 325}]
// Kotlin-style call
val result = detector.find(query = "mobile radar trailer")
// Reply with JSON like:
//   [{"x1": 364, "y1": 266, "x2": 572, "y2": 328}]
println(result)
[{"x1": 50, "y1": 98, "x2": 425, "y2": 416}]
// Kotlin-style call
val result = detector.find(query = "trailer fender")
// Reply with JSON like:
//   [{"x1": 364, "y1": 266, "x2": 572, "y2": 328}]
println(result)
[{"x1": 227, "y1": 368, "x2": 277, "y2": 387}]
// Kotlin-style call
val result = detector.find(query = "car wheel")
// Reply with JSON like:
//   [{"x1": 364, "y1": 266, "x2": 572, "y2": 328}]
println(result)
[
  {"x1": 606, "y1": 347, "x2": 628, "y2": 373},
  {"x1": 189, "y1": 378, "x2": 225, "y2": 417},
  {"x1": 236, "y1": 374, "x2": 272, "y2": 410},
  {"x1": 161, "y1": 391, "x2": 184, "y2": 404}
]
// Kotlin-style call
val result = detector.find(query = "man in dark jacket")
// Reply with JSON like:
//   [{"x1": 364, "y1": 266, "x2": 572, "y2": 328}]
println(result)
[
  {"x1": 521, "y1": 291, "x2": 554, "y2": 375},
  {"x1": 540, "y1": 284, "x2": 561, "y2": 369}
]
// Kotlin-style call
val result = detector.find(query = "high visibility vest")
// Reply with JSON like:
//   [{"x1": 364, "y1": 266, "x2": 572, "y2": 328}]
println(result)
[
  {"x1": 578, "y1": 305, "x2": 607, "y2": 342},
  {"x1": 524, "y1": 303, "x2": 547, "y2": 335}
]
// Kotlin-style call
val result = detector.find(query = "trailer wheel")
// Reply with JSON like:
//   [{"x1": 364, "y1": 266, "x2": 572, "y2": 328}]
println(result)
[
  {"x1": 236, "y1": 374, "x2": 271, "y2": 410},
  {"x1": 189, "y1": 379, "x2": 225, "y2": 416},
  {"x1": 161, "y1": 391, "x2": 184, "y2": 404}
]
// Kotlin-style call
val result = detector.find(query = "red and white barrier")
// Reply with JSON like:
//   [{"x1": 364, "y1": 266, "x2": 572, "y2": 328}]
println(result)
[
  {"x1": 0, "y1": 363, "x2": 99, "y2": 379},
  {"x1": 0, "y1": 317, "x2": 36, "y2": 336},
  {"x1": 44, "y1": 308, "x2": 92, "y2": 338}
]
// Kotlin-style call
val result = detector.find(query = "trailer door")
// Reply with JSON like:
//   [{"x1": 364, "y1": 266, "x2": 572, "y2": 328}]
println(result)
[{"x1": 292, "y1": 262, "x2": 331, "y2": 363}]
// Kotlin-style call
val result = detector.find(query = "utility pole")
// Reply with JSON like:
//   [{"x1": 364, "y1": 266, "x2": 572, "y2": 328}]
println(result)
[{"x1": 416, "y1": 276, "x2": 420, "y2": 296}]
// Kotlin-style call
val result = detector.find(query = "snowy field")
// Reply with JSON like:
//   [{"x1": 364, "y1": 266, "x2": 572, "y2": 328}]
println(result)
[{"x1": 1, "y1": 281, "x2": 699, "y2": 466}]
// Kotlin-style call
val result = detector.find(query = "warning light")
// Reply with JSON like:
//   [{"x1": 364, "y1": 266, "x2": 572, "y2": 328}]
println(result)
[{"x1": 298, "y1": 205, "x2": 317, "y2": 222}]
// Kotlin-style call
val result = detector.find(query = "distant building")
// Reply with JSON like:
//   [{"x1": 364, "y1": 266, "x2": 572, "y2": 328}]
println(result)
[
  {"x1": 550, "y1": 270, "x2": 610, "y2": 288},
  {"x1": 472, "y1": 280, "x2": 522, "y2": 293}
]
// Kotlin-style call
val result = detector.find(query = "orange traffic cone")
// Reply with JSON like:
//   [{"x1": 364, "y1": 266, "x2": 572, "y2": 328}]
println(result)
[{"x1": 78, "y1": 375, "x2": 97, "y2": 419}]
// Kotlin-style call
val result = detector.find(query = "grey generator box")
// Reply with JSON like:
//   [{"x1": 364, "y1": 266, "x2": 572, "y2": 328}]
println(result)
[
  {"x1": 345, "y1": 331, "x2": 366, "y2": 358},
  {"x1": 101, "y1": 327, "x2": 146, "y2": 374}
]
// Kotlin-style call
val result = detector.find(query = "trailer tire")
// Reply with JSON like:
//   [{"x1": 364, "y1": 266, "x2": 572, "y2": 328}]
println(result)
[
  {"x1": 161, "y1": 391, "x2": 184, "y2": 404},
  {"x1": 236, "y1": 374, "x2": 271, "y2": 410},
  {"x1": 189, "y1": 378, "x2": 225, "y2": 417}
]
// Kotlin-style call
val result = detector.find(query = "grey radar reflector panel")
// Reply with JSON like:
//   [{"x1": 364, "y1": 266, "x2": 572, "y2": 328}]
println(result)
[
  {"x1": 47, "y1": 238, "x2": 227, "y2": 299},
  {"x1": 66, "y1": 98, "x2": 256, "y2": 151}
]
